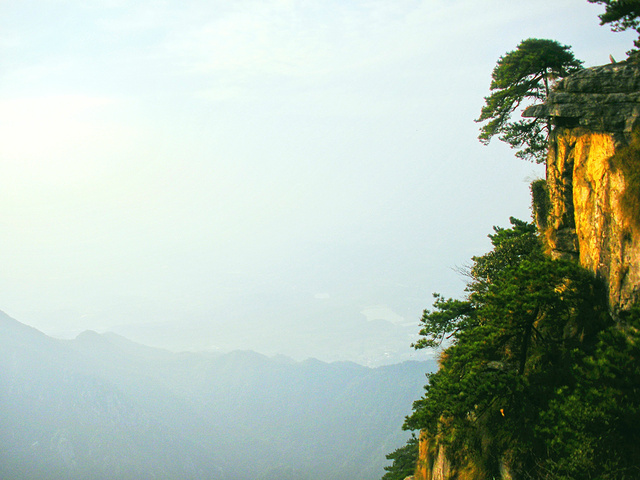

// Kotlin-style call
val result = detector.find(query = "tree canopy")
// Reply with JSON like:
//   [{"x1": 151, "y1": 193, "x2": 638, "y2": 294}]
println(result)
[
  {"x1": 589, "y1": 0, "x2": 640, "y2": 51},
  {"x1": 381, "y1": 435, "x2": 419, "y2": 480},
  {"x1": 402, "y1": 219, "x2": 640, "y2": 479},
  {"x1": 476, "y1": 39, "x2": 583, "y2": 163}
]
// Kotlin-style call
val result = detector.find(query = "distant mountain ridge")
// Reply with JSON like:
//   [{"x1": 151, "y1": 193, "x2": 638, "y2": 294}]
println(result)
[{"x1": 0, "y1": 310, "x2": 436, "y2": 480}]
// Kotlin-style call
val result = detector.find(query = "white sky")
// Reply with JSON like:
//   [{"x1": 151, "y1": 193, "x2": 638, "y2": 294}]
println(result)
[{"x1": 0, "y1": 0, "x2": 635, "y2": 364}]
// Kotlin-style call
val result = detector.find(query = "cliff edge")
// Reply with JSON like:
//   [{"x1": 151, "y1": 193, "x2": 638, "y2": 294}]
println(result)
[
  {"x1": 411, "y1": 58, "x2": 640, "y2": 480},
  {"x1": 526, "y1": 57, "x2": 640, "y2": 312}
]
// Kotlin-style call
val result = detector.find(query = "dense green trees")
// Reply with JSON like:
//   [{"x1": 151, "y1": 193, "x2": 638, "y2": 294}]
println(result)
[
  {"x1": 535, "y1": 307, "x2": 640, "y2": 478},
  {"x1": 399, "y1": 219, "x2": 640, "y2": 479},
  {"x1": 381, "y1": 435, "x2": 419, "y2": 480},
  {"x1": 476, "y1": 39, "x2": 583, "y2": 163},
  {"x1": 383, "y1": 6, "x2": 640, "y2": 479}
]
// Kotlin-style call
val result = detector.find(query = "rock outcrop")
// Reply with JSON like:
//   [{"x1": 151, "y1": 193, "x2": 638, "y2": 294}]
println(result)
[
  {"x1": 414, "y1": 431, "x2": 452, "y2": 480},
  {"x1": 526, "y1": 57, "x2": 640, "y2": 311},
  {"x1": 413, "y1": 58, "x2": 640, "y2": 480}
]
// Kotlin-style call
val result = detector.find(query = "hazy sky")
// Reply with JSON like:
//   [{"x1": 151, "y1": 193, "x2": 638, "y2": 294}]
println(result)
[{"x1": 0, "y1": 0, "x2": 635, "y2": 364}]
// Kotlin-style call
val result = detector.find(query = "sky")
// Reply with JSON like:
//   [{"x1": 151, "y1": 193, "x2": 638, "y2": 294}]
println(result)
[{"x1": 0, "y1": 0, "x2": 636, "y2": 365}]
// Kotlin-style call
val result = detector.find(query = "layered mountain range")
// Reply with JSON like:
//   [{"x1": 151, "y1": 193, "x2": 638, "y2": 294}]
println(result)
[{"x1": 0, "y1": 311, "x2": 435, "y2": 480}]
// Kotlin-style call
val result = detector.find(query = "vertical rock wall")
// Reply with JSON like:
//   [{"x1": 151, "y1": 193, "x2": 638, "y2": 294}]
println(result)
[
  {"x1": 414, "y1": 431, "x2": 452, "y2": 480},
  {"x1": 546, "y1": 127, "x2": 640, "y2": 309},
  {"x1": 529, "y1": 59, "x2": 640, "y2": 311}
]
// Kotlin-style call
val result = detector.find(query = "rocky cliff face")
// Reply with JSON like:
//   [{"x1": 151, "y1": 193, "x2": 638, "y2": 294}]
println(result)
[
  {"x1": 412, "y1": 58, "x2": 640, "y2": 480},
  {"x1": 413, "y1": 431, "x2": 451, "y2": 480},
  {"x1": 527, "y1": 58, "x2": 640, "y2": 311}
]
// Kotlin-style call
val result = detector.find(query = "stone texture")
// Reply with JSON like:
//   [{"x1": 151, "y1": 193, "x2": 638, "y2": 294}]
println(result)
[
  {"x1": 414, "y1": 431, "x2": 452, "y2": 480},
  {"x1": 528, "y1": 58, "x2": 640, "y2": 311},
  {"x1": 524, "y1": 58, "x2": 640, "y2": 137}
]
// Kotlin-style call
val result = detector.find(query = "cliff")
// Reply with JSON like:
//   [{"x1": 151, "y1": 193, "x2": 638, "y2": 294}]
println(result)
[
  {"x1": 413, "y1": 431, "x2": 451, "y2": 480},
  {"x1": 526, "y1": 57, "x2": 640, "y2": 312},
  {"x1": 412, "y1": 59, "x2": 640, "y2": 480}
]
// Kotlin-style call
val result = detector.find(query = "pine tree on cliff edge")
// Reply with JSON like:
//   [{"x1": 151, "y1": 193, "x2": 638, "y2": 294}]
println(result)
[{"x1": 476, "y1": 38, "x2": 583, "y2": 163}]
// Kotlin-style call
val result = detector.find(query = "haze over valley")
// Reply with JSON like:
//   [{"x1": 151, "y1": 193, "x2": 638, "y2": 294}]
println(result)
[
  {"x1": 1, "y1": 1, "x2": 634, "y2": 364},
  {"x1": 0, "y1": 311, "x2": 435, "y2": 480}
]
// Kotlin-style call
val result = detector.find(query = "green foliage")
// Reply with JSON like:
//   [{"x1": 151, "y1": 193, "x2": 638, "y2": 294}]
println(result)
[
  {"x1": 403, "y1": 218, "x2": 639, "y2": 479},
  {"x1": 476, "y1": 39, "x2": 583, "y2": 163},
  {"x1": 588, "y1": 0, "x2": 640, "y2": 52},
  {"x1": 534, "y1": 306, "x2": 640, "y2": 479},
  {"x1": 470, "y1": 217, "x2": 540, "y2": 287},
  {"x1": 412, "y1": 295, "x2": 474, "y2": 350},
  {"x1": 612, "y1": 128, "x2": 640, "y2": 231},
  {"x1": 412, "y1": 218, "x2": 539, "y2": 351},
  {"x1": 381, "y1": 435, "x2": 419, "y2": 480},
  {"x1": 531, "y1": 179, "x2": 550, "y2": 230}
]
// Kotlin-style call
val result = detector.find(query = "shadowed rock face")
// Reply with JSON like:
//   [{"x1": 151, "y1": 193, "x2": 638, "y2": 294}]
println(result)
[{"x1": 526, "y1": 58, "x2": 640, "y2": 311}]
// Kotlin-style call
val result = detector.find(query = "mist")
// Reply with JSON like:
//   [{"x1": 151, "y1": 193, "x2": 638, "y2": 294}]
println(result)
[{"x1": 0, "y1": 0, "x2": 633, "y2": 364}]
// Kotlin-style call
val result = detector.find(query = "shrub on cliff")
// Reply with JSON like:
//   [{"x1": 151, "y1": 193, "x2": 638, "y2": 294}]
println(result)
[
  {"x1": 612, "y1": 127, "x2": 640, "y2": 232},
  {"x1": 535, "y1": 305, "x2": 640, "y2": 479},
  {"x1": 381, "y1": 434, "x2": 419, "y2": 480},
  {"x1": 402, "y1": 219, "x2": 639, "y2": 479}
]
